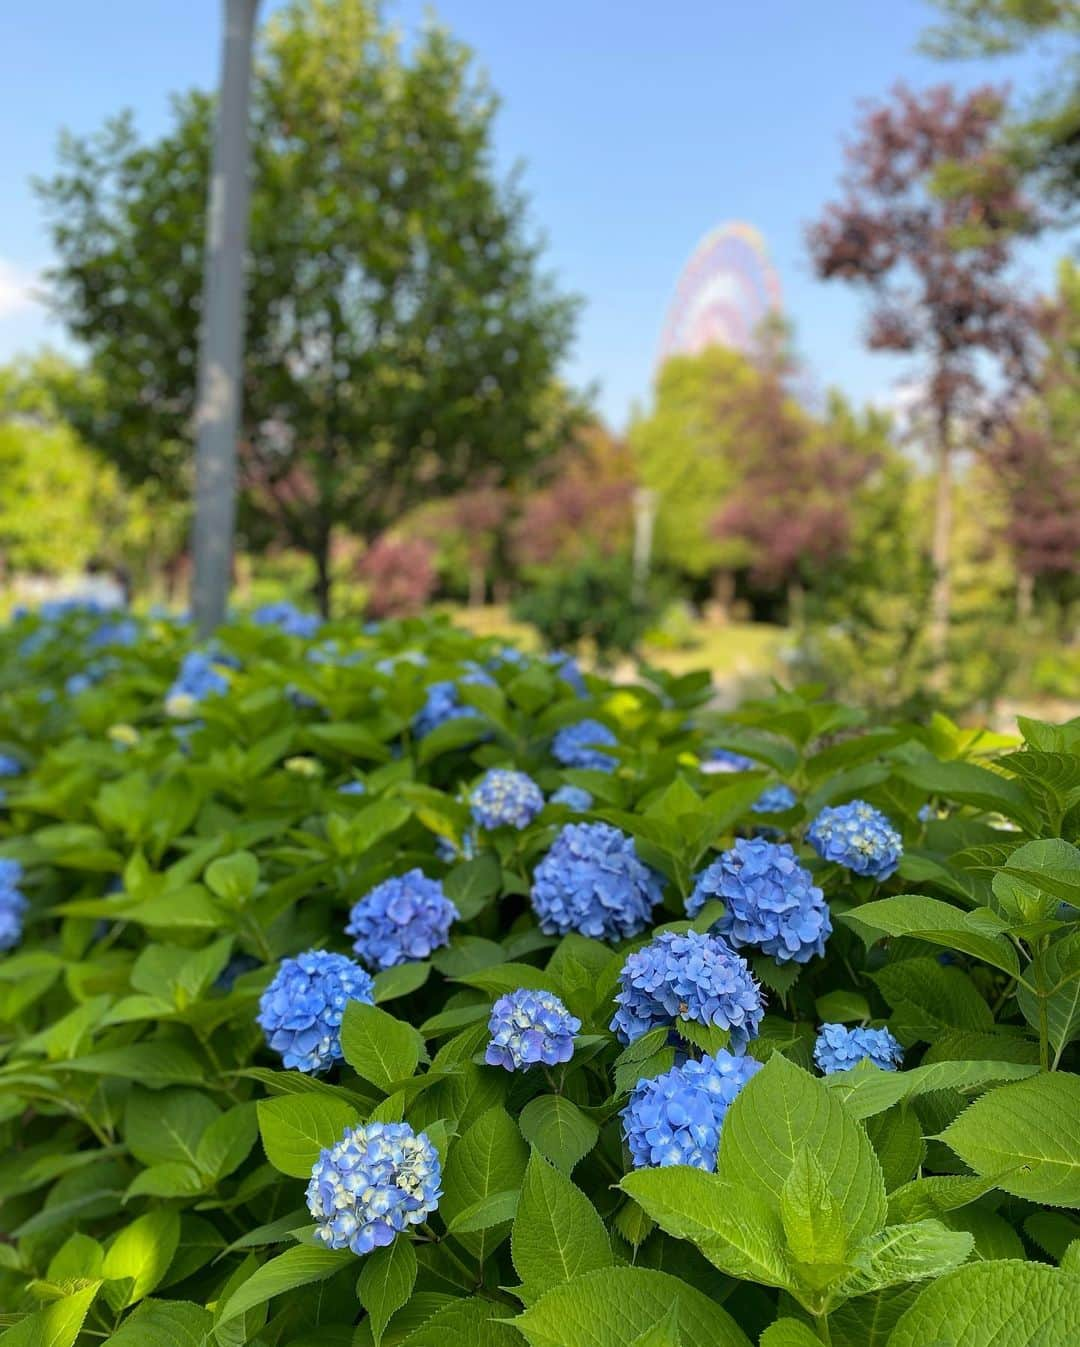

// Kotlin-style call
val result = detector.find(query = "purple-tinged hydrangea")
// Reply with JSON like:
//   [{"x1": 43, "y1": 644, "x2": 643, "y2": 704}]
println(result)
[
  {"x1": 338, "y1": 780, "x2": 367, "y2": 797},
  {"x1": 346, "y1": 869, "x2": 458, "y2": 970},
  {"x1": 814, "y1": 1023, "x2": 904, "y2": 1074},
  {"x1": 621, "y1": 1050, "x2": 762, "y2": 1170},
  {"x1": 307, "y1": 1121, "x2": 441, "y2": 1256},
  {"x1": 412, "y1": 665, "x2": 495, "y2": 738},
  {"x1": 252, "y1": 601, "x2": 322, "y2": 639},
  {"x1": 688, "y1": 838, "x2": 831, "y2": 965},
  {"x1": 551, "y1": 719, "x2": 617, "y2": 772},
  {"x1": 0, "y1": 859, "x2": 28, "y2": 951},
  {"x1": 551, "y1": 784, "x2": 593, "y2": 812},
  {"x1": 0, "y1": 756, "x2": 23, "y2": 778},
  {"x1": 610, "y1": 929, "x2": 764, "y2": 1051},
  {"x1": 807, "y1": 800, "x2": 903, "y2": 881},
  {"x1": 701, "y1": 748, "x2": 755, "y2": 775},
  {"x1": 257, "y1": 949, "x2": 374, "y2": 1073},
  {"x1": 548, "y1": 650, "x2": 588, "y2": 697},
  {"x1": 752, "y1": 784, "x2": 797, "y2": 814},
  {"x1": 166, "y1": 651, "x2": 231, "y2": 718},
  {"x1": 531, "y1": 822, "x2": 662, "y2": 942},
  {"x1": 485, "y1": 988, "x2": 581, "y2": 1072},
  {"x1": 470, "y1": 769, "x2": 544, "y2": 831}
]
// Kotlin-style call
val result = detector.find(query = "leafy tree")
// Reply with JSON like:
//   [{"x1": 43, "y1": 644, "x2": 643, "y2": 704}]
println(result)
[
  {"x1": 36, "y1": 0, "x2": 578, "y2": 614},
  {"x1": 357, "y1": 534, "x2": 437, "y2": 619},
  {"x1": 807, "y1": 83, "x2": 1040, "y2": 672}
]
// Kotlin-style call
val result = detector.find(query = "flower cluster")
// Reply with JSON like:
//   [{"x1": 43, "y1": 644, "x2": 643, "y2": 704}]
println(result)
[
  {"x1": 165, "y1": 651, "x2": 231, "y2": 718},
  {"x1": 435, "y1": 832, "x2": 476, "y2": 863},
  {"x1": 551, "y1": 719, "x2": 617, "y2": 772},
  {"x1": 0, "y1": 755, "x2": 23, "y2": 790},
  {"x1": 551, "y1": 784, "x2": 593, "y2": 812},
  {"x1": 814, "y1": 1023, "x2": 904, "y2": 1074},
  {"x1": 87, "y1": 618, "x2": 138, "y2": 650},
  {"x1": 0, "y1": 860, "x2": 28, "y2": 951},
  {"x1": 688, "y1": 838, "x2": 831, "y2": 965},
  {"x1": 610, "y1": 929, "x2": 764, "y2": 1051},
  {"x1": 807, "y1": 800, "x2": 903, "y2": 881},
  {"x1": 252, "y1": 602, "x2": 322, "y2": 639},
  {"x1": 469, "y1": 769, "x2": 544, "y2": 831},
  {"x1": 485, "y1": 987, "x2": 580, "y2": 1072},
  {"x1": 548, "y1": 650, "x2": 588, "y2": 697},
  {"x1": 257, "y1": 949, "x2": 375, "y2": 1073},
  {"x1": 412, "y1": 666, "x2": 495, "y2": 738},
  {"x1": 307, "y1": 1121, "x2": 441, "y2": 1256},
  {"x1": 346, "y1": 870, "x2": 458, "y2": 969},
  {"x1": 622, "y1": 1050, "x2": 762, "y2": 1170},
  {"x1": 531, "y1": 822, "x2": 661, "y2": 941},
  {"x1": 701, "y1": 748, "x2": 755, "y2": 774},
  {"x1": 752, "y1": 784, "x2": 797, "y2": 813}
]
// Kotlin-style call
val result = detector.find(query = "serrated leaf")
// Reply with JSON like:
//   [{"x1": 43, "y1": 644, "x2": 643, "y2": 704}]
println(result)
[
  {"x1": 0, "y1": 1280, "x2": 100, "y2": 1347},
  {"x1": 1016, "y1": 930, "x2": 1080, "y2": 1062},
  {"x1": 102, "y1": 1208, "x2": 180, "y2": 1308},
  {"x1": 628, "y1": 1303, "x2": 681, "y2": 1347},
  {"x1": 781, "y1": 1146, "x2": 849, "y2": 1276},
  {"x1": 215, "y1": 1243, "x2": 353, "y2": 1326},
  {"x1": 888, "y1": 1260, "x2": 1080, "y2": 1345},
  {"x1": 511, "y1": 1149, "x2": 612, "y2": 1295},
  {"x1": 340, "y1": 1001, "x2": 425, "y2": 1091},
  {"x1": 106, "y1": 1300, "x2": 213, "y2": 1346},
  {"x1": 841, "y1": 896, "x2": 1019, "y2": 976},
  {"x1": 441, "y1": 1106, "x2": 526, "y2": 1261},
  {"x1": 834, "y1": 1220, "x2": 972, "y2": 1299},
  {"x1": 759, "y1": 1323, "x2": 821, "y2": 1347},
  {"x1": 358, "y1": 1236, "x2": 417, "y2": 1347},
  {"x1": 518, "y1": 1095, "x2": 598, "y2": 1173},
  {"x1": 257, "y1": 1094, "x2": 360, "y2": 1178},
  {"x1": 822, "y1": 1057, "x2": 1039, "y2": 1121}
]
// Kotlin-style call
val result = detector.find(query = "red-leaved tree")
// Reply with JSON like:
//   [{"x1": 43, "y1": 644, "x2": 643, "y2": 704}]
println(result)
[
  {"x1": 358, "y1": 536, "x2": 437, "y2": 619},
  {"x1": 808, "y1": 84, "x2": 1040, "y2": 666}
]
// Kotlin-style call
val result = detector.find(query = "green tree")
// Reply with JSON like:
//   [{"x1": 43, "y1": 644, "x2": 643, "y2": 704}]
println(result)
[{"x1": 36, "y1": 0, "x2": 578, "y2": 615}]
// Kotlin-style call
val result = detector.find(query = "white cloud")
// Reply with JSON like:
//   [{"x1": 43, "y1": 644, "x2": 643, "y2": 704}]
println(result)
[{"x1": 0, "y1": 259, "x2": 40, "y2": 321}]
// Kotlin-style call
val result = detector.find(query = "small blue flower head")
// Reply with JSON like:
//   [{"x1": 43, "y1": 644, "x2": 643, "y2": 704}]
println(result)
[
  {"x1": 257, "y1": 949, "x2": 374, "y2": 1073},
  {"x1": 485, "y1": 987, "x2": 581, "y2": 1072},
  {"x1": 412, "y1": 666, "x2": 495, "y2": 738},
  {"x1": 435, "y1": 832, "x2": 476, "y2": 864},
  {"x1": 548, "y1": 650, "x2": 588, "y2": 697},
  {"x1": 752, "y1": 784, "x2": 797, "y2": 814},
  {"x1": 610, "y1": 929, "x2": 764, "y2": 1051},
  {"x1": 346, "y1": 869, "x2": 459, "y2": 969},
  {"x1": 701, "y1": 748, "x2": 755, "y2": 775},
  {"x1": 0, "y1": 859, "x2": 28, "y2": 952},
  {"x1": 307, "y1": 1121, "x2": 441, "y2": 1256},
  {"x1": 252, "y1": 602, "x2": 322, "y2": 639},
  {"x1": 166, "y1": 651, "x2": 231, "y2": 717},
  {"x1": 65, "y1": 671, "x2": 96, "y2": 697},
  {"x1": 688, "y1": 837, "x2": 831, "y2": 965},
  {"x1": 621, "y1": 1050, "x2": 762, "y2": 1170},
  {"x1": 87, "y1": 618, "x2": 138, "y2": 650},
  {"x1": 0, "y1": 756, "x2": 23, "y2": 778},
  {"x1": 470, "y1": 769, "x2": 544, "y2": 831},
  {"x1": 551, "y1": 719, "x2": 617, "y2": 772},
  {"x1": 814, "y1": 1023, "x2": 904, "y2": 1075},
  {"x1": 551, "y1": 784, "x2": 593, "y2": 812},
  {"x1": 531, "y1": 822, "x2": 662, "y2": 942},
  {"x1": 807, "y1": 800, "x2": 903, "y2": 881},
  {"x1": 338, "y1": 780, "x2": 367, "y2": 796}
]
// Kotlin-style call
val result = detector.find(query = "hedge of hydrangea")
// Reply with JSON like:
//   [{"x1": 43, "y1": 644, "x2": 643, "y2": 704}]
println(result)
[{"x1": 0, "y1": 603, "x2": 1075, "y2": 1346}]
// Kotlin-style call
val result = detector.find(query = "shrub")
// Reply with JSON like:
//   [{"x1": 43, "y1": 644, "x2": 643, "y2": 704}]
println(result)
[{"x1": 0, "y1": 604, "x2": 1078, "y2": 1344}]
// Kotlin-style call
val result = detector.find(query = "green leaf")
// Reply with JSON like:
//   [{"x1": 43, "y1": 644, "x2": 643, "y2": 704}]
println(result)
[
  {"x1": 102, "y1": 1208, "x2": 181, "y2": 1308},
  {"x1": 446, "y1": 1188, "x2": 520, "y2": 1233},
  {"x1": 814, "y1": 990, "x2": 872, "y2": 1024},
  {"x1": 511, "y1": 1265, "x2": 753, "y2": 1347},
  {"x1": 518, "y1": 1095, "x2": 598, "y2": 1174},
  {"x1": 628, "y1": 1304, "x2": 682, "y2": 1347},
  {"x1": 454, "y1": 962, "x2": 559, "y2": 996},
  {"x1": 418, "y1": 716, "x2": 490, "y2": 763},
  {"x1": 106, "y1": 1300, "x2": 213, "y2": 1346},
  {"x1": 358, "y1": 1237, "x2": 417, "y2": 1347},
  {"x1": 939, "y1": 1072, "x2": 1080, "y2": 1206},
  {"x1": 1016, "y1": 931, "x2": 1080, "y2": 1061},
  {"x1": 897, "y1": 759, "x2": 1038, "y2": 831},
  {"x1": 257, "y1": 1094, "x2": 360, "y2": 1178},
  {"x1": 307, "y1": 721, "x2": 391, "y2": 761},
  {"x1": 511, "y1": 1148, "x2": 612, "y2": 1295},
  {"x1": 823, "y1": 1057, "x2": 1039, "y2": 1121},
  {"x1": 887, "y1": 1260, "x2": 1080, "y2": 1346},
  {"x1": 204, "y1": 850, "x2": 259, "y2": 903},
  {"x1": 59, "y1": 1043, "x2": 209, "y2": 1087},
  {"x1": 340, "y1": 1001, "x2": 425, "y2": 1091},
  {"x1": 872, "y1": 958, "x2": 993, "y2": 1044},
  {"x1": 840, "y1": 896, "x2": 1019, "y2": 976},
  {"x1": 759, "y1": 1322, "x2": 821, "y2": 1347},
  {"x1": 0, "y1": 1281, "x2": 100, "y2": 1347},
  {"x1": 441, "y1": 1106, "x2": 527, "y2": 1260},
  {"x1": 124, "y1": 1086, "x2": 220, "y2": 1169},
  {"x1": 373, "y1": 961, "x2": 431, "y2": 1003},
  {"x1": 718, "y1": 1055, "x2": 887, "y2": 1246},
  {"x1": 215, "y1": 1243, "x2": 354, "y2": 1327},
  {"x1": 442, "y1": 854, "x2": 502, "y2": 920},
  {"x1": 887, "y1": 1172, "x2": 1005, "y2": 1223},
  {"x1": 781, "y1": 1146, "x2": 850, "y2": 1278},
  {"x1": 833, "y1": 1220, "x2": 972, "y2": 1299},
  {"x1": 195, "y1": 1102, "x2": 258, "y2": 1180},
  {"x1": 397, "y1": 1295, "x2": 520, "y2": 1345}
]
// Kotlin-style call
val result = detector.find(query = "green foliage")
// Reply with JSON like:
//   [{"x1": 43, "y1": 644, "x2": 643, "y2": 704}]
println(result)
[
  {"x1": 0, "y1": 611, "x2": 1079, "y2": 1345},
  {"x1": 512, "y1": 552, "x2": 657, "y2": 662}
]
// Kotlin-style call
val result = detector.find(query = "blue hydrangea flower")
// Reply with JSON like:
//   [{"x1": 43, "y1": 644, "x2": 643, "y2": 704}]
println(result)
[
  {"x1": 548, "y1": 650, "x2": 588, "y2": 697},
  {"x1": 701, "y1": 748, "x2": 756, "y2": 775},
  {"x1": 0, "y1": 860, "x2": 28, "y2": 951},
  {"x1": 252, "y1": 602, "x2": 322, "y2": 639},
  {"x1": 485, "y1": 987, "x2": 581, "y2": 1071},
  {"x1": 435, "y1": 832, "x2": 476, "y2": 863},
  {"x1": 346, "y1": 870, "x2": 459, "y2": 969},
  {"x1": 814, "y1": 1023, "x2": 904, "y2": 1074},
  {"x1": 412, "y1": 666, "x2": 495, "y2": 738},
  {"x1": 752, "y1": 784, "x2": 797, "y2": 813},
  {"x1": 0, "y1": 756, "x2": 23, "y2": 778},
  {"x1": 257, "y1": 949, "x2": 375, "y2": 1073},
  {"x1": 166, "y1": 651, "x2": 231, "y2": 717},
  {"x1": 807, "y1": 800, "x2": 903, "y2": 881},
  {"x1": 610, "y1": 929, "x2": 764, "y2": 1051},
  {"x1": 551, "y1": 719, "x2": 617, "y2": 772},
  {"x1": 551, "y1": 785, "x2": 593, "y2": 812},
  {"x1": 87, "y1": 618, "x2": 138, "y2": 649},
  {"x1": 621, "y1": 1050, "x2": 762, "y2": 1170},
  {"x1": 531, "y1": 822, "x2": 662, "y2": 942},
  {"x1": 688, "y1": 838, "x2": 831, "y2": 965},
  {"x1": 470, "y1": 769, "x2": 544, "y2": 831},
  {"x1": 338, "y1": 780, "x2": 367, "y2": 796},
  {"x1": 307, "y1": 1121, "x2": 442, "y2": 1256}
]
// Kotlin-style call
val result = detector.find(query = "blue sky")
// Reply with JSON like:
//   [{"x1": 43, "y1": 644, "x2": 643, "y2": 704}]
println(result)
[{"x1": 0, "y1": 0, "x2": 1072, "y2": 427}]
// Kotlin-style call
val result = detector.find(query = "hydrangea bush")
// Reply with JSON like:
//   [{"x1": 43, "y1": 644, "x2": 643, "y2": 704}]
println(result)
[{"x1": 0, "y1": 605, "x2": 1077, "y2": 1345}]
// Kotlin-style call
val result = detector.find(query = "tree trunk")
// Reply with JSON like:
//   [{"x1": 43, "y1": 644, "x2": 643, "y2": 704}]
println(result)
[
  {"x1": 928, "y1": 409, "x2": 953, "y2": 678},
  {"x1": 191, "y1": 0, "x2": 259, "y2": 638},
  {"x1": 1016, "y1": 570, "x2": 1034, "y2": 623},
  {"x1": 313, "y1": 534, "x2": 332, "y2": 619}
]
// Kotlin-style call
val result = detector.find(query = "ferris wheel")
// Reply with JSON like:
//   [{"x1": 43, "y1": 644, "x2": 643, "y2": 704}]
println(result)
[{"x1": 657, "y1": 222, "x2": 783, "y2": 365}]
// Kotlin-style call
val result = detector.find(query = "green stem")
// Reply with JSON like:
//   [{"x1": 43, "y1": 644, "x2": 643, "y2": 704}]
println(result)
[
  {"x1": 1034, "y1": 936, "x2": 1051, "y2": 1072},
  {"x1": 815, "y1": 1313, "x2": 833, "y2": 1345}
]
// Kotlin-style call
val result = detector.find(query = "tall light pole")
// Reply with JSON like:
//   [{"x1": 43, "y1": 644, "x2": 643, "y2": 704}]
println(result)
[{"x1": 191, "y1": 0, "x2": 259, "y2": 636}]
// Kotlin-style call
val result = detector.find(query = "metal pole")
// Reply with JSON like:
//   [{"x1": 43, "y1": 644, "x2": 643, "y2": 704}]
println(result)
[
  {"x1": 191, "y1": 0, "x2": 259, "y2": 636},
  {"x1": 632, "y1": 486, "x2": 657, "y2": 605}
]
